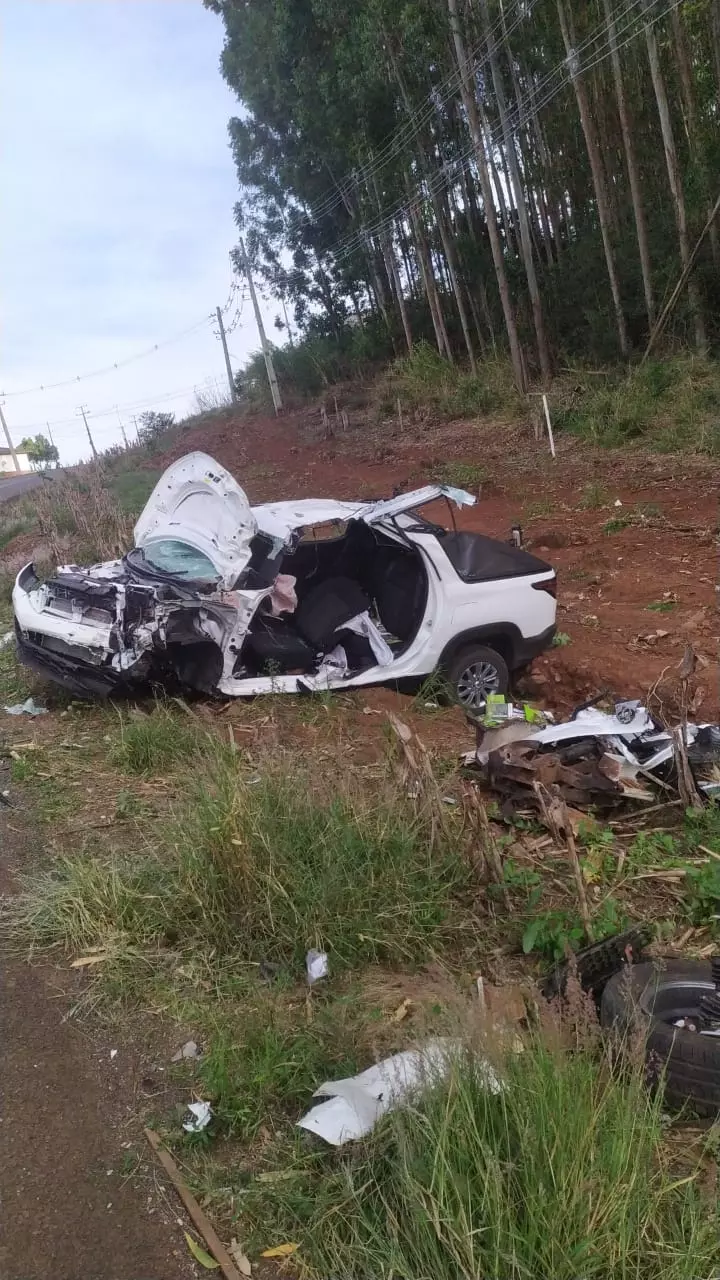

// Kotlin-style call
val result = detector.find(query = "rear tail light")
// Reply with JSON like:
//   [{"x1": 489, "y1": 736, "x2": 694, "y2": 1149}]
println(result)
[{"x1": 532, "y1": 576, "x2": 557, "y2": 598}]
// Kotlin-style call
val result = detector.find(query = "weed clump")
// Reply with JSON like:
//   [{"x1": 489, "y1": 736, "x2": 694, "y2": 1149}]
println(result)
[{"x1": 110, "y1": 703, "x2": 201, "y2": 776}]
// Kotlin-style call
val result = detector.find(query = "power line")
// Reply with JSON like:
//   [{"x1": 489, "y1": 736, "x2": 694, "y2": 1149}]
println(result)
[{"x1": 0, "y1": 316, "x2": 214, "y2": 399}]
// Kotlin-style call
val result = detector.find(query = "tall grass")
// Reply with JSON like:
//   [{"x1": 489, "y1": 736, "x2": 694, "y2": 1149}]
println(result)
[
  {"x1": 380, "y1": 342, "x2": 521, "y2": 421},
  {"x1": 35, "y1": 464, "x2": 134, "y2": 564},
  {"x1": 174, "y1": 751, "x2": 471, "y2": 966},
  {"x1": 557, "y1": 355, "x2": 720, "y2": 453},
  {"x1": 110, "y1": 703, "x2": 201, "y2": 776},
  {"x1": 244, "y1": 1034, "x2": 720, "y2": 1279},
  {"x1": 2, "y1": 745, "x2": 472, "y2": 971}
]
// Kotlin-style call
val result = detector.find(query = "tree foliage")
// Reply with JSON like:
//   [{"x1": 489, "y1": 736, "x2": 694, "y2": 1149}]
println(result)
[
  {"x1": 205, "y1": 0, "x2": 720, "y2": 382},
  {"x1": 137, "y1": 411, "x2": 176, "y2": 447},
  {"x1": 19, "y1": 434, "x2": 59, "y2": 469}
]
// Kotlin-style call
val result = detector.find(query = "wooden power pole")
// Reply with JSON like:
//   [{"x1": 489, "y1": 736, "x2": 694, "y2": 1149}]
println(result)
[
  {"x1": 0, "y1": 403, "x2": 21, "y2": 472},
  {"x1": 77, "y1": 405, "x2": 98, "y2": 460},
  {"x1": 237, "y1": 236, "x2": 282, "y2": 414},
  {"x1": 215, "y1": 307, "x2": 238, "y2": 405}
]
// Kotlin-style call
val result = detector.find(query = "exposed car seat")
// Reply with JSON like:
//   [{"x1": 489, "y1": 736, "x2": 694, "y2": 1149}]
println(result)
[
  {"x1": 295, "y1": 577, "x2": 370, "y2": 648},
  {"x1": 242, "y1": 576, "x2": 370, "y2": 674},
  {"x1": 243, "y1": 616, "x2": 317, "y2": 672},
  {"x1": 371, "y1": 551, "x2": 427, "y2": 642}
]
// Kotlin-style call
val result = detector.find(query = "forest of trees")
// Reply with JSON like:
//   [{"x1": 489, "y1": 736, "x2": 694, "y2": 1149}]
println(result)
[{"x1": 205, "y1": 0, "x2": 720, "y2": 388}]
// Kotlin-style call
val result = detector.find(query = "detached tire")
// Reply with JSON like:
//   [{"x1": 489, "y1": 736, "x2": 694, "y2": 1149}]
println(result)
[
  {"x1": 601, "y1": 960, "x2": 720, "y2": 1115},
  {"x1": 444, "y1": 644, "x2": 509, "y2": 713}
]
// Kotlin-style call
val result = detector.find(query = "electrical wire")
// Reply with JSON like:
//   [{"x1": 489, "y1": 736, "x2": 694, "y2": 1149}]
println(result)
[{"x1": 0, "y1": 316, "x2": 214, "y2": 399}]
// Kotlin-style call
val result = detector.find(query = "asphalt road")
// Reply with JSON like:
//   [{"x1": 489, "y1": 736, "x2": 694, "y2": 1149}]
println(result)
[{"x1": 0, "y1": 472, "x2": 53, "y2": 502}]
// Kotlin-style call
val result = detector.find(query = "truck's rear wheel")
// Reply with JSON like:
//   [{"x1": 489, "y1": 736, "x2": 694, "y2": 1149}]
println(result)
[{"x1": 444, "y1": 644, "x2": 509, "y2": 712}]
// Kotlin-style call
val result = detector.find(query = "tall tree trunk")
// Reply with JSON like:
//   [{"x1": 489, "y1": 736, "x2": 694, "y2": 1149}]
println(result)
[
  {"x1": 712, "y1": 0, "x2": 720, "y2": 101},
  {"x1": 384, "y1": 36, "x2": 476, "y2": 371},
  {"x1": 447, "y1": 0, "x2": 526, "y2": 390},
  {"x1": 407, "y1": 181, "x2": 453, "y2": 360},
  {"x1": 370, "y1": 170, "x2": 413, "y2": 353},
  {"x1": 641, "y1": 0, "x2": 707, "y2": 351},
  {"x1": 670, "y1": 6, "x2": 719, "y2": 267},
  {"x1": 434, "y1": 187, "x2": 478, "y2": 374},
  {"x1": 556, "y1": 0, "x2": 630, "y2": 358},
  {"x1": 478, "y1": 101, "x2": 516, "y2": 255},
  {"x1": 480, "y1": 0, "x2": 552, "y2": 382},
  {"x1": 602, "y1": 0, "x2": 655, "y2": 325}
]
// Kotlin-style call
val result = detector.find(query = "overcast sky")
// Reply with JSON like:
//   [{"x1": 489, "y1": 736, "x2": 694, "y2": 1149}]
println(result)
[{"x1": 1, "y1": 0, "x2": 276, "y2": 464}]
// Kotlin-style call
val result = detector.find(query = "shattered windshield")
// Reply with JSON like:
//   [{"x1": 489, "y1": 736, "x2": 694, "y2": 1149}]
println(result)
[{"x1": 141, "y1": 539, "x2": 219, "y2": 582}]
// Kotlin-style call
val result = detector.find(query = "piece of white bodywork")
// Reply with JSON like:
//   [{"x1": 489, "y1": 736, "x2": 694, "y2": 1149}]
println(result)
[
  {"x1": 342, "y1": 611, "x2": 394, "y2": 666},
  {"x1": 297, "y1": 1041, "x2": 502, "y2": 1146},
  {"x1": 253, "y1": 483, "x2": 476, "y2": 542},
  {"x1": 183, "y1": 1101, "x2": 212, "y2": 1132},
  {"x1": 134, "y1": 452, "x2": 258, "y2": 591},
  {"x1": 464, "y1": 702, "x2": 708, "y2": 781}
]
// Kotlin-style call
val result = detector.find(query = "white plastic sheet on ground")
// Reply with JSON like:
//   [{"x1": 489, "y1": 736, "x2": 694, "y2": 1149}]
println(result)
[
  {"x1": 4, "y1": 697, "x2": 47, "y2": 717},
  {"x1": 297, "y1": 1041, "x2": 502, "y2": 1146}
]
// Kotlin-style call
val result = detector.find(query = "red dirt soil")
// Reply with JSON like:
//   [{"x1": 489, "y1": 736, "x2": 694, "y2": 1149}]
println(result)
[{"x1": 143, "y1": 403, "x2": 719, "y2": 718}]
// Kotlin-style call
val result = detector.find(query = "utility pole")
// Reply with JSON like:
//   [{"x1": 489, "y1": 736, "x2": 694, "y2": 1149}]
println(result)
[
  {"x1": 0, "y1": 402, "x2": 21, "y2": 472},
  {"x1": 46, "y1": 422, "x2": 60, "y2": 467},
  {"x1": 215, "y1": 306, "x2": 238, "y2": 405},
  {"x1": 77, "y1": 405, "x2": 98, "y2": 460},
  {"x1": 237, "y1": 236, "x2": 282, "y2": 414},
  {"x1": 114, "y1": 406, "x2": 129, "y2": 449}
]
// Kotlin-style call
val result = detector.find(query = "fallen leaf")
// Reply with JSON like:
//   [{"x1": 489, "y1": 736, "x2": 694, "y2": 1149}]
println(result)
[
  {"x1": 261, "y1": 1243, "x2": 299, "y2": 1259},
  {"x1": 184, "y1": 1232, "x2": 220, "y2": 1269},
  {"x1": 230, "y1": 1239, "x2": 252, "y2": 1276},
  {"x1": 256, "y1": 1170, "x2": 295, "y2": 1183},
  {"x1": 391, "y1": 997, "x2": 413, "y2": 1023},
  {"x1": 70, "y1": 953, "x2": 109, "y2": 968}
]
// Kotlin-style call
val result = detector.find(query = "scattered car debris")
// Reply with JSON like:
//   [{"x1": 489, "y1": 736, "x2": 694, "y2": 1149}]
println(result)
[
  {"x1": 172, "y1": 1039, "x2": 201, "y2": 1062},
  {"x1": 463, "y1": 698, "x2": 720, "y2": 811},
  {"x1": 306, "y1": 949, "x2": 329, "y2": 985},
  {"x1": 297, "y1": 1040, "x2": 501, "y2": 1146},
  {"x1": 183, "y1": 1100, "x2": 212, "y2": 1132},
  {"x1": 12, "y1": 451, "x2": 557, "y2": 706},
  {"x1": 539, "y1": 926, "x2": 652, "y2": 1003},
  {"x1": 4, "y1": 697, "x2": 47, "y2": 717}
]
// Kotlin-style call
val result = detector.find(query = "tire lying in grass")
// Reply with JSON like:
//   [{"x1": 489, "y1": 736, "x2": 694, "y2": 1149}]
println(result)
[{"x1": 600, "y1": 959, "x2": 720, "y2": 1116}]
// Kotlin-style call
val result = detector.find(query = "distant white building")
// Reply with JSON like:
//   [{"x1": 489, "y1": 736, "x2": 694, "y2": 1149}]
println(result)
[{"x1": 0, "y1": 448, "x2": 31, "y2": 474}]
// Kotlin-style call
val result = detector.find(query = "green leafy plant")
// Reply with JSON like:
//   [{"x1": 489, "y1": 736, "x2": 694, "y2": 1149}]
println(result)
[
  {"x1": 603, "y1": 516, "x2": 631, "y2": 534},
  {"x1": 552, "y1": 631, "x2": 572, "y2": 647},
  {"x1": 522, "y1": 908, "x2": 586, "y2": 961},
  {"x1": 647, "y1": 599, "x2": 676, "y2": 614},
  {"x1": 684, "y1": 862, "x2": 720, "y2": 926}
]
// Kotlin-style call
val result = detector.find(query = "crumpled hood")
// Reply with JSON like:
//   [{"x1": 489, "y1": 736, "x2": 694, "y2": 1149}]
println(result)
[{"x1": 133, "y1": 452, "x2": 257, "y2": 589}]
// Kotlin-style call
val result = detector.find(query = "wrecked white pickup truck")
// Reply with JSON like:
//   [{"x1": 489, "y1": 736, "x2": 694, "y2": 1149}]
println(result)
[{"x1": 12, "y1": 452, "x2": 557, "y2": 706}]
